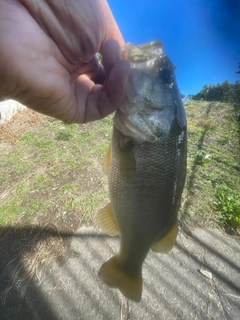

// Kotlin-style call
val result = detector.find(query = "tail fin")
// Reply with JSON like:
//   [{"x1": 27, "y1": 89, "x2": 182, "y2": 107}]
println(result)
[{"x1": 98, "y1": 255, "x2": 142, "y2": 302}]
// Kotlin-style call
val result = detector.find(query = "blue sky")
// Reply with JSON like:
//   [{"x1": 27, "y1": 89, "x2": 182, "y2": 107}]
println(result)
[{"x1": 108, "y1": 0, "x2": 240, "y2": 96}]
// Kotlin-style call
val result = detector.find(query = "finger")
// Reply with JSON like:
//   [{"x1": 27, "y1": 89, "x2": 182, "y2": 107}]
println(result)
[
  {"x1": 89, "y1": 39, "x2": 123, "y2": 85},
  {"x1": 75, "y1": 59, "x2": 130, "y2": 123},
  {"x1": 100, "y1": 39, "x2": 122, "y2": 77}
]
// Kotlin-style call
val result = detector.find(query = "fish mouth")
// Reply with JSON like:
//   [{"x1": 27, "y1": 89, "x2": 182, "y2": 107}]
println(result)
[
  {"x1": 122, "y1": 41, "x2": 163, "y2": 64},
  {"x1": 114, "y1": 108, "x2": 168, "y2": 144},
  {"x1": 116, "y1": 41, "x2": 180, "y2": 143}
]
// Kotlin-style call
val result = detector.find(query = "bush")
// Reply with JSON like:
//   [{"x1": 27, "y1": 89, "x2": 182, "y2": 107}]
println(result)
[
  {"x1": 214, "y1": 184, "x2": 240, "y2": 229},
  {"x1": 190, "y1": 81, "x2": 240, "y2": 104}
]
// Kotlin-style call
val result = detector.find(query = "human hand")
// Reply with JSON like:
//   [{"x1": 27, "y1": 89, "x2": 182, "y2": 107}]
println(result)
[{"x1": 0, "y1": 0, "x2": 130, "y2": 123}]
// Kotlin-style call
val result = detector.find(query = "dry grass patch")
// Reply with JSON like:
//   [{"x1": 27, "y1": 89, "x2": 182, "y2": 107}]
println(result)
[{"x1": 0, "y1": 101, "x2": 239, "y2": 302}]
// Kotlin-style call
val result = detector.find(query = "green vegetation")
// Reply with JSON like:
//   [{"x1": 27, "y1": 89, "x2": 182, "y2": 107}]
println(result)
[
  {"x1": 0, "y1": 100, "x2": 239, "y2": 233},
  {"x1": 96, "y1": 52, "x2": 102, "y2": 63},
  {"x1": 189, "y1": 81, "x2": 240, "y2": 104},
  {"x1": 214, "y1": 183, "x2": 240, "y2": 229},
  {"x1": 181, "y1": 100, "x2": 240, "y2": 232},
  {"x1": 184, "y1": 75, "x2": 240, "y2": 232},
  {"x1": 193, "y1": 150, "x2": 211, "y2": 165},
  {"x1": 0, "y1": 113, "x2": 111, "y2": 229}
]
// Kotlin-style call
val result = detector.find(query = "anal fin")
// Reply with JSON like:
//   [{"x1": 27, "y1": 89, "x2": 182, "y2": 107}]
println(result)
[{"x1": 151, "y1": 218, "x2": 178, "y2": 253}]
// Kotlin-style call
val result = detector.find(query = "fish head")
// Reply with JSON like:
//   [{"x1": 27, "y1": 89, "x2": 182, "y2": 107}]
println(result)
[{"x1": 114, "y1": 41, "x2": 186, "y2": 143}]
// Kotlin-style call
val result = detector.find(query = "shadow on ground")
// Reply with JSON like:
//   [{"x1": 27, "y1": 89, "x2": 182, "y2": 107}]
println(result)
[
  {"x1": 0, "y1": 225, "x2": 239, "y2": 320},
  {"x1": 1, "y1": 101, "x2": 240, "y2": 319}
]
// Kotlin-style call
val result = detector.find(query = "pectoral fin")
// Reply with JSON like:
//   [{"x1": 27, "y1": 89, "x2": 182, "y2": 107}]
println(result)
[
  {"x1": 96, "y1": 203, "x2": 119, "y2": 236},
  {"x1": 103, "y1": 144, "x2": 111, "y2": 175},
  {"x1": 151, "y1": 219, "x2": 178, "y2": 253}
]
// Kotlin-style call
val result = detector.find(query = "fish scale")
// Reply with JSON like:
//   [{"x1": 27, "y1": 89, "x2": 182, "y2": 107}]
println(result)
[{"x1": 96, "y1": 41, "x2": 187, "y2": 302}]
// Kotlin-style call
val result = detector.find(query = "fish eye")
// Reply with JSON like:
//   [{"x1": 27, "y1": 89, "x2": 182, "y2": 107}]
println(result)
[{"x1": 159, "y1": 68, "x2": 172, "y2": 83}]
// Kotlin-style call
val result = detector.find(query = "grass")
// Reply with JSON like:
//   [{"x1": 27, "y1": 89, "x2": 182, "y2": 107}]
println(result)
[
  {"x1": 0, "y1": 109, "x2": 111, "y2": 229},
  {"x1": 214, "y1": 183, "x2": 240, "y2": 229},
  {"x1": 181, "y1": 100, "x2": 240, "y2": 232},
  {"x1": 0, "y1": 101, "x2": 240, "y2": 233},
  {"x1": 0, "y1": 108, "x2": 112, "y2": 301},
  {"x1": 0, "y1": 100, "x2": 239, "y2": 303}
]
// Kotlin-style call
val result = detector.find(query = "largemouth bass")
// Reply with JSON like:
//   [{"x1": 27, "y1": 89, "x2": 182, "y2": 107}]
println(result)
[{"x1": 97, "y1": 41, "x2": 187, "y2": 302}]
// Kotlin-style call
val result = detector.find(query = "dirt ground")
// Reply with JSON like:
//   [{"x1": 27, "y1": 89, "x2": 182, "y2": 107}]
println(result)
[
  {"x1": 0, "y1": 103, "x2": 239, "y2": 319},
  {"x1": 0, "y1": 225, "x2": 239, "y2": 320}
]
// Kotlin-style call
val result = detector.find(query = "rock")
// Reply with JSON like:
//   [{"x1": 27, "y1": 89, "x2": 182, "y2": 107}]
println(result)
[
  {"x1": 0, "y1": 100, "x2": 26, "y2": 125},
  {"x1": 199, "y1": 268, "x2": 213, "y2": 279}
]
